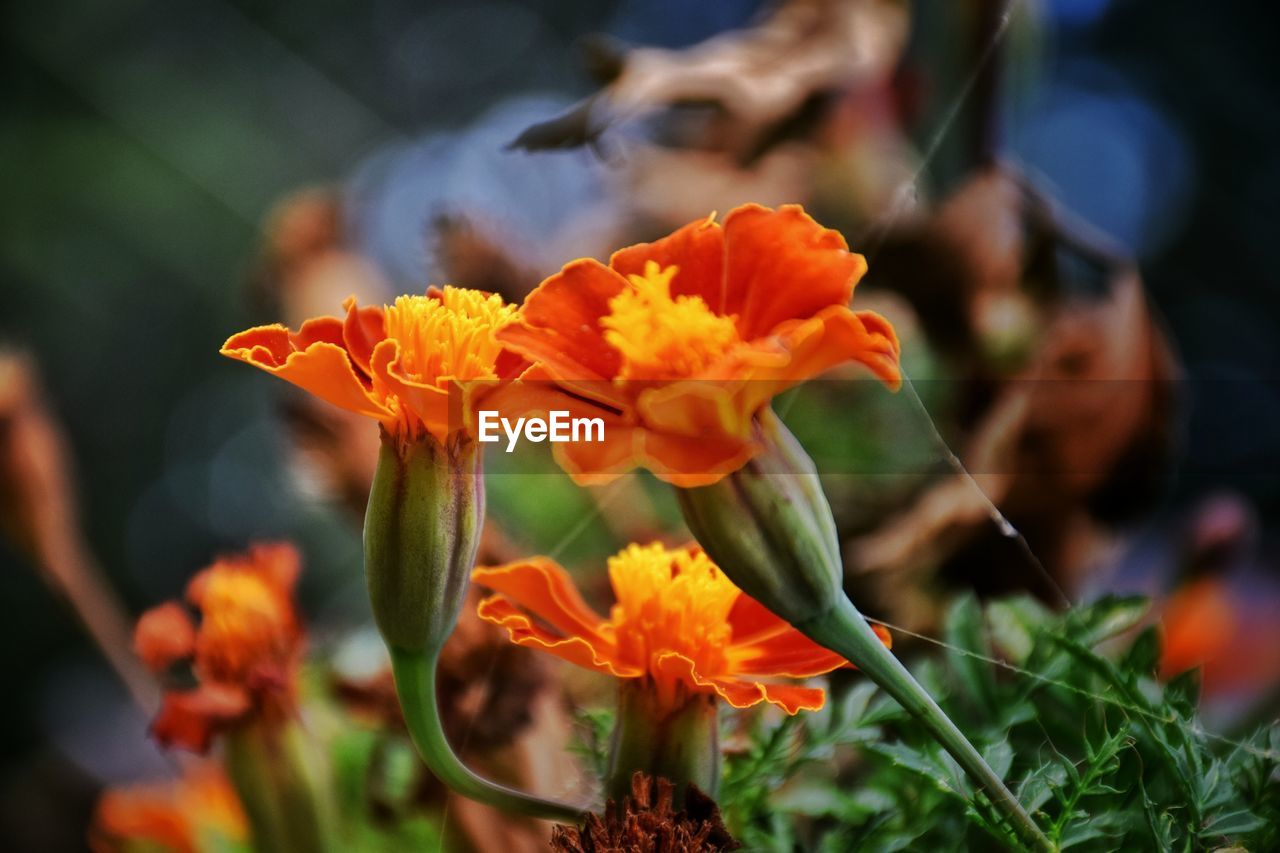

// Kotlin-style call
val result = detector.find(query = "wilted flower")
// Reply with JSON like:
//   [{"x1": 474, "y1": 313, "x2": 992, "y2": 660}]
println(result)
[
  {"x1": 497, "y1": 203, "x2": 900, "y2": 486},
  {"x1": 551, "y1": 772, "x2": 739, "y2": 853},
  {"x1": 134, "y1": 543, "x2": 303, "y2": 752}
]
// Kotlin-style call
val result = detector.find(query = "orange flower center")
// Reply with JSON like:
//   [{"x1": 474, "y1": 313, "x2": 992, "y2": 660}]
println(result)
[
  {"x1": 605, "y1": 543, "x2": 740, "y2": 681},
  {"x1": 383, "y1": 287, "x2": 516, "y2": 388},
  {"x1": 195, "y1": 570, "x2": 294, "y2": 682},
  {"x1": 602, "y1": 261, "x2": 740, "y2": 380}
]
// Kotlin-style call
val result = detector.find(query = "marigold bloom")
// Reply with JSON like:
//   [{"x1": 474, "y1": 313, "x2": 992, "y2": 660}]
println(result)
[
  {"x1": 497, "y1": 204, "x2": 901, "y2": 486},
  {"x1": 221, "y1": 287, "x2": 526, "y2": 443},
  {"x1": 474, "y1": 542, "x2": 890, "y2": 714},
  {"x1": 134, "y1": 543, "x2": 303, "y2": 752},
  {"x1": 90, "y1": 765, "x2": 246, "y2": 853}
]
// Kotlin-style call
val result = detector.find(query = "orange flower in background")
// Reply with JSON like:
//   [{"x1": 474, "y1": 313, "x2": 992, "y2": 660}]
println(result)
[
  {"x1": 221, "y1": 287, "x2": 526, "y2": 443},
  {"x1": 134, "y1": 542, "x2": 304, "y2": 752},
  {"x1": 497, "y1": 204, "x2": 901, "y2": 486},
  {"x1": 90, "y1": 764, "x2": 246, "y2": 853},
  {"x1": 474, "y1": 542, "x2": 891, "y2": 714}
]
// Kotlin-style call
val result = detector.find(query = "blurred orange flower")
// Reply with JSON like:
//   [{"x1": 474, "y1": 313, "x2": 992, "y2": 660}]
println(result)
[
  {"x1": 497, "y1": 204, "x2": 901, "y2": 486},
  {"x1": 474, "y1": 542, "x2": 890, "y2": 714},
  {"x1": 221, "y1": 287, "x2": 527, "y2": 443},
  {"x1": 90, "y1": 764, "x2": 246, "y2": 853},
  {"x1": 135, "y1": 542, "x2": 303, "y2": 752}
]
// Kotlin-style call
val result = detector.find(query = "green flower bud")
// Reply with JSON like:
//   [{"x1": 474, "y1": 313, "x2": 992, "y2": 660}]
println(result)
[
  {"x1": 363, "y1": 430, "x2": 482, "y2": 654},
  {"x1": 676, "y1": 408, "x2": 842, "y2": 626}
]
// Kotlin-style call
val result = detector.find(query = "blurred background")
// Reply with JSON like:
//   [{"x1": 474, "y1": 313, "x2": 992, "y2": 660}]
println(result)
[{"x1": 2, "y1": 0, "x2": 1278, "y2": 847}]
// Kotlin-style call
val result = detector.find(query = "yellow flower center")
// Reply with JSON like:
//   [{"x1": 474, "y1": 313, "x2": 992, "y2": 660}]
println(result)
[
  {"x1": 601, "y1": 261, "x2": 740, "y2": 380},
  {"x1": 383, "y1": 287, "x2": 516, "y2": 387},
  {"x1": 196, "y1": 570, "x2": 293, "y2": 682},
  {"x1": 605, "y1": 543, "x2": 740, "y2": 681}
]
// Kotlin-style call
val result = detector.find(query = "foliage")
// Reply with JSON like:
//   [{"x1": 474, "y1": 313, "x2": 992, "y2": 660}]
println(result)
[{"x1": 718, "y1": 595, "x2": 1280, "y2": 851}]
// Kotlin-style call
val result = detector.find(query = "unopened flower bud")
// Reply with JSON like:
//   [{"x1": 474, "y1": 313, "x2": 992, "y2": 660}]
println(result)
[
  {"x1": 363, "y1": 430, "x2": 483, "y2": 654},
  {"x1": 676, "y1": 408, "x2": 842, "y2": 627}
]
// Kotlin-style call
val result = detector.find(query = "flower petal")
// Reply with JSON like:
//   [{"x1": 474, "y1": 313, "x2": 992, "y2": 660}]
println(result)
[
  {"x1": 723, "y1": 204, "x2": 867, "y2": 338},
  {"x1": 134, "y1": 602, "x2": 196, "y2": 673},
  {"x1": 368, "y1": 338, "x2": 453, "y2": 441},
  {"x1": 341, "y1": 297, "x2": 386, "y2": 376},
  {"x1": 731, "y1": 631, "x2": 850, "y2": 678},
  {"x1": 151, "y1": 684, "x2": 251, "y2": 754},
  {"x1": 608, "y1": 214, "x2": 726, "y2": 311},
  {"x1": 500, "y1": 258, "x2": 626, "y2": 381},
  {"x1": 476, "y1": 595, "x2": 638, "y2": 678},
  {"x1": 760, "y1": 683, "x2": 827, "y2": 714},
  {"x1": 550, "y1": 421, "x2": 758, "y2": 487},
  {"x1": 727, "y1": 595, "x2": 794, "y2": 644},
  {"x1": 471, "y1": 557, "x2": 608, "y2": 640},
  {"x1": 653, "y1": 652, "x2": 766, "y2": 709},
  {"x1": 221, "y1": 326, "x2": 392, "y2": 420}
]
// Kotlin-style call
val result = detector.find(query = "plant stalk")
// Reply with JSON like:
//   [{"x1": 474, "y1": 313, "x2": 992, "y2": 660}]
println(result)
[
  {"x1": 800, "y1": 595, "x2": 1053, "y2": 852},
  {"x1": 389, "y1": 645, "x2": 585, "y2": 821}
]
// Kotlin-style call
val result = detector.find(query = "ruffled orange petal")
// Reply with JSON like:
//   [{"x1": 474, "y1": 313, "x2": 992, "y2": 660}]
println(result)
[
  {"x1": 341, "y1": 297, "x2": 387, "y2": 375},
  {"x1": 654, "y1": 652, "x2": 765, "y2": 708},
  {"x1": 727, "y1": 595, "x2": 794, "y2": 644},
  {"x1": 220, "y1": 326, "x2": 392, "y2": 421},
  {"x1": 639, "y1": 430, "x2": 759, "y2": 488},
  {"x1": 476, "y1": 596, "x2": 639, "y2": 678},
  {"x1": 151, "y1": 684, "x2": 251, "y2": 754},
  {"x1": 654, "y1": 653, "x2": 825, "y2": 714},
  {"x1": 472, "y1": 557, "x2": 608, "y2": 639},
  {"x1": 722, "y1": 204, "x2": 867, "y2": 338},
  {"x1": 134, "y1": 602, "x2": 196, "y2": 673},
  {"x1": 550, "y1": 422, "x2": 758, "y2": 487},
  {"x1": 368, "y1": 339, "x2": 453, "y2": 441},
  {"x1": 759, "y1": 683, "x2": 827, "y2": 714},
  {"x1": 608, "y1": 214, "x2": 726, "y2": 311},
  {"x1": 731, "y1": 631, "x2": 851, "y2": 678},
  {"x1": 499, "y1": 258, "x2": 627, "y2": 382}
]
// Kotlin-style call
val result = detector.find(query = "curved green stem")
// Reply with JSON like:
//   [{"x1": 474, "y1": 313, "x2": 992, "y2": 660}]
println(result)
[
  {"x1": 389, "y1": 645, "x2": 586, "y2": 822},
  {"x1": 801, "y1": 596, "x2": 1054, "y2": 853}
]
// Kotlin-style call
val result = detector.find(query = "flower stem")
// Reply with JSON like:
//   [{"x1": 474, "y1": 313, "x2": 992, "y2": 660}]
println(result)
[
  {"x1": 608, "y1": 683, "x2": 719, "y2": 804},
  {"x1": 224, "y1": 721, "x2": 334, "y2": 853},
  {"x1": 800, "y1": 596, "x2": 1054, "y2": 853},
  {"x1": 389, "y1": 645, "x2": 585, "y2": 821}
]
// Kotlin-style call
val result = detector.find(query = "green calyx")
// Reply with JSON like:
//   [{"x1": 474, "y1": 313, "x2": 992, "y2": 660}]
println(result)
[
  {"x1": 676, "y1": 408, "x2": 842, "y2": 627},
  {"x1": 607, "y1": 682, "x2": 720, "y2": 805},
  {"x1": 364, "y1": 430, "x2": 483, "y2": 653}
]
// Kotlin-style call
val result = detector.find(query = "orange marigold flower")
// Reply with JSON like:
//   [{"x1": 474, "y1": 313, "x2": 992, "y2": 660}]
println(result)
[
  {"x1": 221, "y1": 287, "x2": 526, "y2": 442},
  {"x1": 497, "y1": 204, "x2": 901, "y2": 486},
  {"x1": 134, "y1": 542, "x2": 304, "y2": 753},
  {"x1": 90, "y1": 763, "x2": 247, "y2": 853},
  {"x1": 474, "y1": 542, "x2": 890, "y2": 715}
]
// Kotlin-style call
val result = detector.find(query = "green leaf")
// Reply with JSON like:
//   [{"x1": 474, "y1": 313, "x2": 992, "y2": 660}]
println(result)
[
  {"x1": 1122, "y1": 626, "x2": 1162, "y2": 677},
  {"x1": 1067, "y1": 595, "x2": 1150, "y2": 646}
]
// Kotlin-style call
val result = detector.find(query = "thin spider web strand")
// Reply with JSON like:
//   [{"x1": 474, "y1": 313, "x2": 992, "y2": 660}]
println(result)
[
  {"x1": 899, "y1": 370, "x2": 1076, "y2": 610},
  {"x1": 858, "y1": 0, "x2": 1023, "y2": 261},
  {"x1": 865, "y1": 615, "x2": 1280, "y2": 763}
]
